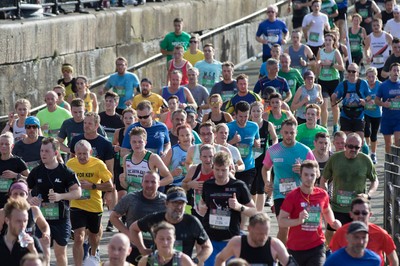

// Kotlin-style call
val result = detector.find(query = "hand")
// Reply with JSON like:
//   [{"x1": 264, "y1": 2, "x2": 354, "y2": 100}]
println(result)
[
  {"x1": 322, "y1": 60, "x2": 332, "y2": 66},
  {"x1": 302, "y1": 95, "x2": 310, "y2": 104},
  {"x1": 300, "y1": 57, "x2": 307, "y2": 67},
  {"x1": 7, "y1": 112, "x2": 15, "y2": 124},
  {"x1": 40, "y1": 233, "x2": 51, "y2": 246},
  {"x1": 172, "y1": 168, "x2": 183, "y2": 177},
  {"x1": 29, "y1": 196, "x2": 43, "y2": 207},
  {"x1": 48, "y1": 191, "x2": 62, "y2": 202},
  {"x1": 98, "y1": 88, "x2": 105, "y2": 95},
  {"x1": 298, "y1": 209, "x2": 308, "y2": 224},
  {"x1": 383, "y1": 100, "x2": 391, "y2": 108},
  {"x1": 1, "y1": 170, "x2": 18, "y2": 179},
  {"x1": 359, "y1": 99, "x2": 366, "y2": 106},
  {"x1": 281, "y1": 39, "x2": 287, "y2": 45},
  {"x1": 264, "y1": 181, "x2": 273, "y2": 194},
  {"x1": 124, "y1": 100, "x2": 132, "y2": 107},
  {"x1": 253, "y1": 140, "x2": 261, "y2": 148},
  {"x1": 365, "y1": 17, "x2": 372, "y2": 23},
  {"x1": 366, "y1": 57, "x2": 372, "y2": 64},
  {"x1": 198, "y1": 200, "x2": 208, "y2": 217},
  {"x1": 42, "y1": 123, "x2": 49, "y2": 131},
  {"x1": 114, "y1": 145, "x2": 121, "y2": 152},
  {"x1": 178, "y1": 103, "x2": 187, "y2": 109},
  {"x1": 24, "y1": 234, "x2": 36, "y2": 252},
  {"x1": 331, "y1": 219, "x2": 342, "y2": 230},
  {"x1": 316, "y1": 97, "x2": 322, "y2": 104},
  {"x1": 228, "y1": 193, "x2": 241, "y2": 211},
  {"x1": 292, "y1": 163, "x2": 301, "y2": 174},
  {"x1": 139, "y1": 247, "x2": 152, "y2": 256},
  {"x1": 189, "y1": 180, "x2": 203, "y2": 190},
  {"x1": 232, "y1": 131, "x2": 241, "y2": 144},
  {"x1": 80, "y1": 180, "x2": 93, "y2": 190}
]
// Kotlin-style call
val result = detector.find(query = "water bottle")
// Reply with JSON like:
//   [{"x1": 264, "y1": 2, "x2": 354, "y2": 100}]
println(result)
[{"x1": 18, "y1": 231, "x2": 28, "y2": 248}]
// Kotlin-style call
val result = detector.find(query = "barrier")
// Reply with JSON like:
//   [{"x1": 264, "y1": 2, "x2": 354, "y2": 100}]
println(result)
[{"x1": 0, "y1": 0, "x2": 19, "y2": 18}]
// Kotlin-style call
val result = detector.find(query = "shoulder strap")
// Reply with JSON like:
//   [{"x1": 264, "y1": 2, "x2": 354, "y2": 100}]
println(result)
[
  {"x1": 343, "y1": 80, "x2": 348, "y2": 96},
  {"x1": 355, "y1": 79, "x2": 362, "y2": 98},
  {"x1": 144, "y1": 151, "x2": 152, "y2": 161},
  {"x1": 192, "y1": 164, "x2": 202, "y2": 180}
]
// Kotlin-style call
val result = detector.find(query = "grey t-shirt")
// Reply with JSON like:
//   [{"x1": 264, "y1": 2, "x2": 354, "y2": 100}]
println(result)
[{"x1": 186, "y1": 84, "x2": 209, "y2": 120}]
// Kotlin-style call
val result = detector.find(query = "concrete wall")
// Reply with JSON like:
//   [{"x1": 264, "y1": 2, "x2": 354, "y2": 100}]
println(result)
[{"x1": 0, "y1": 0, "x2": 276, "y2": 114}]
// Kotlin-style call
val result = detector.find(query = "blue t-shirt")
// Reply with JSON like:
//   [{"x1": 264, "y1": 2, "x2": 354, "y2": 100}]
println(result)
[
  {"x1": 121, "y1": 122, "x2": 170, "y2": 155},
  {"x1": 259, "y1": 62, "x2": 281, "y2": 77},
  {"x1": 194, "y1": 60, "x2": 223, "y2": 92},
  {"x1": 324, "y1": 247, "x2": 381, "y2": 266},
  {"x1": 256, "y1": 19, "x2": 288, "y2": 57},
  {"x1": 365, "y1": 81, "x2": 382, "y2": 118},
  {"x1": 376, "y1": 79, "x2": 400, "y2": 119},
  {"x1": 334, "y1": 79, "x2": 370, "y2": 120},
  {"x1": 227, "y1": 121, "x2": 260, "y2": 171},
  {"x1": 105, "y1": 72, "x2": 140, "y2": 109},
  {"x1": 253, "y1": 76, "x2": 289, "y2": 96},
  {"x1": 336, "y1": 0, "x2": 348, "y2": 9},
  {"x1": 69, "y1": 134, "x2": 114, "y2": 162}
]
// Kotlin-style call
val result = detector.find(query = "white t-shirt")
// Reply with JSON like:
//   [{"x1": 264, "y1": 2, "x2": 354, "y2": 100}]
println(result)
[
  {"x1": 384, "y1": 19, "x2": 400, "y2": 39},
  {"x1": 302, "y1": 13, "x2": 329, "y2": 47}
]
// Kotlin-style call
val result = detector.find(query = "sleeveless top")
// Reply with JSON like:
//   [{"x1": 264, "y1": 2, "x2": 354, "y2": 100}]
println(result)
[
  {"x1": 188, "y1": 164, "x2": 214, "y2": 214},
  {"x1": 370, "y1": 32, "x2": 390, "y2": 68},
  {"x1": 348, "y1": 27, "x2": 363, "y2": 57},
  {"x1": 125, "y1": 151, "x2": 152, "y2": 193},
  {"x1": 192, "y1": 144, "x2": 224, "y2": 165},
  {"x1": 164, "y1": 112, "x2": 173, "y2": 130},
  {"x1": 318, "y1": 48, "x2": 340, "y2": 81},
  {"x1": 74, "y1": 92, "x2": 93, "y2": 112},
  {"x1": 355, "y1": 0, "x2": 373, "y2": 33},
  {"x1": 169, "y1": 60, "x2": 189, "y2": 85},
  {"x1": 239, "y1": 236, "x2": 275, "y2": 266},
  {"x1": 162, "y1": 86, "x2": 187, "y2": 104},
  {"x1": 255, "y1": 120, "x2": 271, "y2": 166},
  {"x1": 267, "y1": 110, "x2": 288, "y2": 139},
  {"x1": 147, "y1": 251, "x2": 182, "y2": 266},
  {"x1": 289, "y1": 45, "x2": 307, "y2": 74},
  {"x1": 169, "y1": 144, "x2": 188, "y2": 186},
  {"x1": 12, "y1": 119, "x2": 26, "y2": 142},
  {"x1": 296, "y1": 84, "x2": 321, "y2": 119},
  {"x1": 204, "y1": 112, "x2": 229, "y2": 125}
]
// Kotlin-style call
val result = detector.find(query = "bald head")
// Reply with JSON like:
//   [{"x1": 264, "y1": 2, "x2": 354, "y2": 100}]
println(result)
[{"x1": 107, "y1": 233, "x2": 132, "y2": 265}]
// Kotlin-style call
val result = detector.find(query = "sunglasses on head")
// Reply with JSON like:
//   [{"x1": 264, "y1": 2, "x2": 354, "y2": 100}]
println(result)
[{"x1": 346, "y1": 144, "x2": 361, "y2": 150}]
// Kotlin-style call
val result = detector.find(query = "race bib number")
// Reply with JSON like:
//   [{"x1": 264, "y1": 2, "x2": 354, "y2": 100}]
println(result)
[
  {"x1": 390, "y1": 100, "x2": 400, "y2": 110},
  {"x1": 365, "y1": 102, "x2": 377, "y2": 111},
  {"x1": 126, "y1": 176, "x2": 142, "y2": 193},
  {"x1": 0, "y1": 177, "x2": 12, "y2": 192},
  {"x1": 302, "y1": 205, "x2": 321, "y2": 231},
  {"x1": 336, "y1": 190, "x2": 354, "y2": 206},
  {"x1": 373, "y1": 56, "x2": 384, "y2": 64},
  {"x1": 309, "y1": 32, "x2": 320, "y2": 43},
  {"x1": 221, "y1": 91, "x2": 235, "y2": 102},
  {"x1": 279, "y1": 178, "x2": 297, "y2": 194},
  {"x1": 40, "y1": 202, "x2": 60, "y2": 220},
  {"x1": 350, "y1": 41, "x2": 360, "y2": 52},
  {"x1": 237, "y1": 143, "x2": 250, "y2": 158},
  {"x1": 113, "y1": 86, "x2": 126, "y2": 98},
  {"x1": 209, "y1": 209, "x2": 231, "y2": 229},
  {"x1": 80, "y1": 189, "x2": 90, "y2": 200},
  {"x1": 321, "y1": 67, "x2": 333, "y2": 79}
]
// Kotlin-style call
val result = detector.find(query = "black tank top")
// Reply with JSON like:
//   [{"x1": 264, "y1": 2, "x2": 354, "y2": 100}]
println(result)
[
  {"x1": 239, "y1": 235, "x2": 275, "y2": 266},
  {"x1": 205, "y1": 112, "x2": 228, "y2": 125}
]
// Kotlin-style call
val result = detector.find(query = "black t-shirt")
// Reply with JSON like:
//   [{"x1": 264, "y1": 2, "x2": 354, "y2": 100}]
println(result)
[
  {"x1": 0, "y1": 156, "x2": 28, "y2": 208},
  {"x1": 137, "y1": 212, "x2": 209, "y2": 257},
  {"x1": 202, "y1": 178, "x2": 252, "y2": 241},
  {"x1": 383, "y1": 54, "x2": 400, "y2": 72},
  {"x1": 57, "y1": 77, "x2": 77, "y2": 94},
  {"x1": 99, "y1": 112, "x2": 124, "y2": 130},
  {"x1": 0, "y1": 234, "x2": 43, "y2": 266},
  {"x1": 69, "y1": 134, "x2": 114, "y2": 162},
  {"x1": 27, "y1": 163, "x2": 79, "y2": 221},
  {"x1": 381, "y1": 11, "x2": 393, "y2": 26},
  {"x1": 12, "y1": 137, "x2": 44, "y2": 170},
  {"x1": 255, "y1": 120, "x2": 270, "y2": 167},
  {"x1": 58, "y1": 118, "x2": 106, "y2": 143}
]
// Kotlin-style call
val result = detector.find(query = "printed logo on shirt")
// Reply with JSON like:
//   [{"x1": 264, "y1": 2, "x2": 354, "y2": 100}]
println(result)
[
  {"x1": 273, "y1": 158, "x2": 284, "y2": 163},
  {"x1": 54, "y1": 178, "x2": 62, "y2": 183}
]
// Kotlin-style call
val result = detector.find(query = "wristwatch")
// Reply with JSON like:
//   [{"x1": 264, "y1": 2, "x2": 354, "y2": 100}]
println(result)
[
  {"x1": 92, "y1": 183, "x2": 97, "y2": 190},
  {"x1": 240, "y1": 205, "x2": 245, "y2": 212},
  {"x1": 192, "y1": 257, "x2": 199, "y2": 264}
]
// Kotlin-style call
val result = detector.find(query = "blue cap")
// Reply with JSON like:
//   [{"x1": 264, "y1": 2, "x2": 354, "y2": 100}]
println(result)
[
  {"x1": 25, "y1": 116, "x2": 40, "y2": 127},
  {"x1": 166, "y1": 190, "x2": 188, "y2": 203}
]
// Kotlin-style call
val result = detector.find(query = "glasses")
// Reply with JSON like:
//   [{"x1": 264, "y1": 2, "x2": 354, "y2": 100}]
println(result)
[
  {"x1": 347, "y1": 70, "x2": 357, "y2": 74},
  {"x1": 352, "y1": 210, "x2": 369, "y2": 216},
  {"x1": 346, "y1": 144, "x2": 361, "y2": 150},
  {"x1": 200, "y1": 132, "x2": 213, "y2": 136},
  {"x1": 138, "y1": 114, "x2": 151, "y2": 120},
  {"x1": 25, "y1": 125, "x2": 38, "y2": 129},
  {"x1": 190, "y1": 41, "x2": 198, "y2": 43},
  {"x1": 210, "y1": 101, "x2": 221, "y2": 106}
]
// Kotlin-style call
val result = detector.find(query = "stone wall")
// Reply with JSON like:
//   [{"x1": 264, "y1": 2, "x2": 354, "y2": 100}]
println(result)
[{"x1": 0, "y1": 0, "x2": 276, "y2": 114}]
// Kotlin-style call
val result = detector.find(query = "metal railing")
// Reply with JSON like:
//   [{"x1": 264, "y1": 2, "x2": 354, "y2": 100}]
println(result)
[{"x1": 0, "y1": 0, "x2": 286, "y2": 122}]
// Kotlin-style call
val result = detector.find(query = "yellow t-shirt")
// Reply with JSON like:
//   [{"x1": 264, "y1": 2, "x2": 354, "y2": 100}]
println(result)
[
  {"x1": 67, "y1": 157, "x2": 112, "y2": 213},
  {"x1": 132, "y1": 93, "x2": 165, "y2": 114},
  {"x1": 183, "y1": 49, "x2": 205, "y2": 66}
]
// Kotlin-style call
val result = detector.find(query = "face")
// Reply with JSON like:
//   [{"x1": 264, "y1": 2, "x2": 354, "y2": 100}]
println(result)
[
  {"x1": 350, "y1": 203, "x2": 371, "y2": 224},
  {"x1": 123, "y1": 112, "x2": 135, "y2": 127},
  {"x1": 280, "y1": 56, "x2": 290, "y2": 69},
  {"x1": 174, "y1": 22, "x2": 183, "y2": 34},
  {"x1": 213, "y1": 163, "x2": 230, "y2": 181},
  {"x1": 209, "y1": 97, "x2": 222, "y2": 110},
  {"x1": 300, "y1": 167, "x2": 318, "y2": 188},
  {"x1": 0, "y1": 137, "x2": 12, "y2": 155},
  {"x1": 189, "y1": 39, "x2": 198, "y2": 48},
  {"x1": 16, "y1": 104, "x2": 29, "y2": 118},
  {"x1": 187, "y1": 69, "x2": 198, "y2": 84},
  {"x1": 105, "y1": 96, "x2": 118, "y2": 111},
  {"x1": 248, "y1": 222, "x2": 270, "y2": 247},
  {"x1": 6, "y1": 209, "x2": 28, "y2": 237},
  {"x1": 393, "y1": 42, "x2": 400, "y2": 55},
  {"x1": 250, "y1": 105, "x2": 263, "y2": 120},
  {"x1": 366, "y1": 71, "x2": 377, "y2": 84},
  {"x1": 314, "y1": 137, "x2": 330, "y2": 155},
  {"x1": 347, "y1": 65, "x2": 359, "y2": 81},
  {"x1": 237, "y1": 78, "x2": 248, "y2": 93},
  {"x1": 216, "y1": 126, "x2": 229, "y2": 143},
  {"x1": 390, "y1": 65, "x2": 400, "y2": 81},
  {"x1": 137, "y1": 108, "x2": 153, "y2": 127},
  {"x1": 155, "y1": 229, "x2": 175, "y2": 252},
  {"x1": 305, "y1": 75, "x2": 315, "y2": 85},
  {"x1": 305, "y1": 108, "x2": 319, "y2": 124},
  {"x1": 21, "y1": 259, "x2": 42, "y2": 266},
  {"x1": 281, "y1": 124, "x2": 297, "y2": 146},
  {"x1": 270, "y1": 48, "x2": 281, "y2": 60},
  {"x1": 142, "y1": 173, "x2": 159, "y2": 199},
  {"x1": 170, "y1": 73, "x2": 182, "y2": 88},
  {"x1": 76, "y1": 78, "x2": 88, "y2": 92},
  {"x1": 166, "y1": 200, "x2": 185, "y2": 221},
  {"x1": 292, "y1": 32, "x2": 301, "y2": 44},
  {"x1": 186, "y1": 114, "x2": 196, "y2": 125},
  {"x1": 130, "y1": 135, "x2": 146, "y2": 152},
  {"x1": 116, "y1": 60, "x2": 127, "y2": 75},
  {"x1": 222, "y1": 65, "x2": 233, "y2": 81},
  {"x1": 45, "y1": 92, "x2": 57, "y2": 108},
  {"x1": 168, "y1": 99, "x2": 178, "y2": 111},
  {"x1": 200, "y1": 149, "x2": 214, "y2": 167},
  {"x1": 372, "y1": 22, "x2": 382, "y2": 33},
  {"x1": 10, "y1": 188, "x2": 28, "y2": 199},
  {"x1": 333, "y1": 136, "x2": 346, "y2": 151},
  {"x1": 267, "y1": 8, "x2": 276, "y2": 20},
  {"x1": 394, "y1": 10, "x2": 400, "y2": 20},
  {"x1": 71, "y1": 106, "x2": 85, "y2": 122},
  {"x1": 172, "y1": 113, "x2": 186, "y2": 130},
  {"x1": 40, "y1": 143, "x2": 57, "y2": 165},
  {"x1": 235, "y1": 110, "x2": 249, "y2": 127},
  {"x1": 344, "y1": 136, "x2": 362, "y2": 159},
  {"x1": 270, "y1": 97, "x2": 281, "y2": 110},
  {"x1": 352, "y1": 16, "x2": 360, "y2": 26},
  {"x1": 173, "y1": 48, "x2": 184, "y2": 59},
  {"x1": 53, "y1": 88, "x2": 64, "y2": 102},
  {"x1": 199, "y1": 126, "x2": 214, "y2": 144},
  {"x1": 203, "y1": 46, "x2": 214, "y2": 60},
  {"x1": 385, "y1": 1, "x2": 394, "y2": 11},
  {"x1": 108, "y1": 237, "x2": 131, "y2": 264},
  {"x1": 178, "y1": 127, "x2": 192, "y2": 145},
  {"x1": 83, "y1": 116, "x2": 99, "y2": 135},
  {"x1": 62, "y1": 69, "x2": 72, "y2": 79},
  {"x1": 25, "y1": 124, "x2": 39, "y2": 140},
  {"x1": 75, "y1": 145, "x2": 91, "y2": 164},
  {"x1": 346, "y1": 231, "x2": 369, "y2": 255},
  {"x1": 141, "y1": 81, "x2": 152, "y2": 96},
  {"x1": 324, "y1": 36, "x2": 334, "y2": 47},
  {"x1": 312, "y1": 2, "x2": 321, "y2": 12},
  {"x1": 267, "y1": 64, "x2": 279, "y2": 76}
]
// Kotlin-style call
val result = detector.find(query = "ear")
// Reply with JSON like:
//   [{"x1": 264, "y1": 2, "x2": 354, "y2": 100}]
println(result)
[{"x1": 4, "y1": 216, "x2": 9, "y2": 226}]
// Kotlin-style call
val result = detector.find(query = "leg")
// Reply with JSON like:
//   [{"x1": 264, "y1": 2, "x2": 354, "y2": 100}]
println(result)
[
  {"x1": 394, "y1": 131, "x2": 400, "y2": 147},
  {"x1": 73, "y1": 227, "x2": 86, "y2": 266},
  {"x1": 321, "y1": 98, "x2": 329, "y2": 127},
  {"x1": 88, "y1": 230, "x2": 102, "y2": 257},
  {"x1": 331, "y1": 97, "x2": 340, "y2": 128},
  {"x1": 255, "y1": 193, "x2": 266, "y2": 212},
  {"x1": 54, "y1": 242, "x2": 68, "y2": 266},
  {"x1": 39, "y1": 237, "x2": 51, "y2": 266},
  {"x1": 384, "y1": 134, "x2": 393, "y2": 153},
  {"x1": 277, "y1": 226, "x2": 289, "y2": 245}
]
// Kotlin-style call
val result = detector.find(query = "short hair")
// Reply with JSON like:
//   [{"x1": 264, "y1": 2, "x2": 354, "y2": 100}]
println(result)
[
  {"x1": 143, "y1": 170, "x2": 160, "y2": 182},
  {"x1": 137, "y1": 100, "x2": 153, "y2": 112},
  {"x1": 151, "y1": 221, "x2": 175, "y2": 239},
  {"x1": 393, "y1": 37, "x2": 400, "y2": 44},
  {"x1": 20, "y1": 253, "x2": 45, "y2": 266},
  {"x1": 281, "y1": 118, "x2": 298, "y2": 128},
  {"x1": 351, "y1": 197, "x2": 372, "y2": 211},
  {"x1": 41, "y1": 137, "x2": 60, "y2": 152},
  {"x1": 280, "y1": 53, "x2": 291, "y2": 61},
  {"x1": 190, "y1": 34, "x2": 199, "y2": 41},
  {"x1": 227, "y1": 258, "x2": 249, "y2": 266},
  {"x1": 366, "y1": 67, "x2": 378, "y2": 76},
  {"x1": 267, "y1": 4, "x2": 278, "y2": 13},
  {"x1": 173, "y1": 17, "x2": 183, "y2": 23},
  {"x1": 105, "y1": 91, "x2": 120, "y2": 102},
  {"x1": 208, "y1": 94, "x2": 222, "y2": 104},
  {"x1": 141, "y1": 78, "x2": 152, "y2": 85},
  {"x1": 85, "y1": 112, "x2": 100, "y2": 125},
  {"x1": 172, "y1": 109, "x2": 187, "y2": 119},
  {"x1": 213, "y1": 151, "x2": 231, "y2": 167},
  {"x1": 333, "y1": 130, "x2": 346, "y2": 139},
  {"x1": 199, "y1": 121, "x2": 216, "y2": 132},
  {"x1": 372, "y1": 18, "x2": 382, "y2": 25},
  {"x1": 235, "y1": 101, "x2": 250, "y2": 113},
  {"x1": 14, "y1": 99, "x2": 31, "y2": 111},
  {"x1": 170, "y1": 70, "x2": 183, "y2": 79},
  {"x1": 0, "y1": 132, "x2": 14, "y2": 145},
  {"x1": 266, "y1": 58, "x2": 279, "y2": 67},
  {"x1": 390, "y1": 62, "x2": 400, "y2": 71},
  {"x1": 292, "y1": 29, "x2": 303, "y2": 36},
  {"x1": 188, "y1": 67, "x2": 199, "y2": 75},
  {"x1": 249, "y1": 212, "x2": 270, "y2": 227},
  {"x1": 311, "y1": 0, "x2": 321, "y2": 5},
  {"x1": 71, "y1": 98, "x2": 84, "y2": 108},
  {"x1": 269, "y1": 92, "x2": 282, "y2": 100},
  {"x1": 346, "y1": 132, "x2": 362, "y2": 143},
  {"x1": 236, "y1": 73, "x2": 248, "y2": 82},
  {"x1": 129, "y1": 127, "x2": 147, "y2": 139},
  {"x1": 271, "y1": 43, "x2": 281, "y2": 49},
  {"x1": 174, "y1": 45, "x2": 184, "y2": 51},
  {"x1": 177, "y1": 124, "x2": 192, "y2": 136},
  {"x1": 222, "y1": 61, "x2": 235, "y2": 68},
  {"x1": 4, "y1": 197, "x2": 30, "y2": 219},
  {"x1": 300, "y1": 160, "x2": 319, "y2": 175},
  {"x1": 203, "y1": 43, "x2": 214, "y2": 50},
  {"x1": 116, "y1": 57, "x2": 128, "y2": 64},
  {"x1": 167, "y1": 95, "x2": 179, "y2": 103},
  {"x1": 314, "y1": 132, "x2": 330, "y2": 142},
  {"x1": 74, "y1": 139, "x2": 92, "y2": 152},
  {"x1": 305, "y1": 103, "x2": 321, "y2": 116},
  {"x1": 200, "y1": 144, "x2": 216, "y2": 155},
  {"x1": 352, "y1": 13, "x2": 362, "y2": 21}
]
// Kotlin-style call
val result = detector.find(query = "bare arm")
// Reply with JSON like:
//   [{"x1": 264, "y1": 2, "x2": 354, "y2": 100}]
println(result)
[
  {"x1": 129, "y1": 222, "x2": 152, "y2": 255},
  {"x1": 184, "y1": 88, "x2": 198, "y2": 109},
  {"x1": 195, "y1": 238, "x2": 213, "y2": 266},
  {"x1": 110, "y1": 211, "x2": 130, "y2": 236},
  {"x1": 215, "y1": 237, "x2": 241, "y2": 266},
  {"x1": 387, "y1": 251, "x2": 399, "y2": 266},
  {"x1": 91, "y1": 93, "x2": 98, "y2": 113},
  {"x1": 152, "y1": 154, "x2": 174, "y2": 187}
]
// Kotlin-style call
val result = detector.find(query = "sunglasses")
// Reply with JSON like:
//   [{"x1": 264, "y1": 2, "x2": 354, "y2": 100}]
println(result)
[
  {"x1": 138, "y1": 114, "x2": 151, "y2": 120},
  {"x1": 346, "y1": 144, "x2": 361, "y2": 150},
  {"x1": 352, "y1": 210, "x2": 369, "y2": 216},
  {"x1": 25, "y1": 125, "x2": 38, "y2": 129},
  {"x1": 190, "y1": 41, "x2": 198, "y2": 43},
  {"x1": 210, "y1": 101, "x2": 221, "y2": 106},
  {"x1": 347, "y1": 70, "x2": 357, "y2": 74}
]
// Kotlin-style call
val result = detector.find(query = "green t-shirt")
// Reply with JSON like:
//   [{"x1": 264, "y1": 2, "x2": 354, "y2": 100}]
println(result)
[
  {"x1": 278, "y1": 68, "x2": 305, "y2": 107},
  {"x1": 160, "y1": 31, "x2": 191, "y2": 62},
  {"x1": 296, "y1": 124, "x2": 328, "y2": 149},
  {"x1": 36, "y1": 106, "x2": 72, "y2": 138},
  {"x1": 322, "y1": 152, "x2": 377, "y2": 213},
  {"x1": 321, "y1": 0, "x2": 338, "y2": 28}
]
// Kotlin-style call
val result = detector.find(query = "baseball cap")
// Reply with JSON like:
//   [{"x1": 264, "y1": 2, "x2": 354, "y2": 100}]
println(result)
[
  {"x1": 303, "y1": 70, "x2": 315, "y2": 79},
  {"x1": 262, "y1": 86, "x2": 276, "y2": 100},
  {"x1": 347, "y1": 221, "x2": 369, "y2": 234},
  {"x1": 25, "y1": 116, "x2": 40, "y2": 127},
  {"x1": 184, "y1": 106, "x2": 197, "y2": 115},
  {"x1": 166, "y1": 190, "x2": 188, "y2": 203},
  {"x1": 394, "y1": 5, "x2": 400, "y2": 13}
]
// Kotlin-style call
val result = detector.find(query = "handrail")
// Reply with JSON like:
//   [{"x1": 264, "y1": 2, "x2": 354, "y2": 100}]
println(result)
[{"x1": 0, "y1": 0, "x2": 287, "y2": 121}]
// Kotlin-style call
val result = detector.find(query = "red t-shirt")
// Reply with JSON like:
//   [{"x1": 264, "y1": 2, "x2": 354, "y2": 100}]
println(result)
[
  {"x1": 330, "y1": 223, "x2": 396, "y2": 266},
  {"x1": 281, "y1": 186, "x2": 330, "y2": 251}
]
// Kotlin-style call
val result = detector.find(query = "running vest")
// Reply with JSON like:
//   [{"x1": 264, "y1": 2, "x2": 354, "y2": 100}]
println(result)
[
  {"x1": 370, "y1": 32, "x2": 390, "y2": 69},
  {"x1": 125, "y1": 151, "x2": 152, "y2": 193},
  {"x1": 239, "y1": 236, "x2": 275, "y2": 266},
  {"x1": 169, "y1": 60, "x2": 189, "y2": 85},
  {"x1": 296, "y1": 84, "x2": 321, "y2": 119},
  {"x1": 318, "y1": 48, "x2": 339, "y2": 81},
  {"x1": 267, "y1": 110, "x2": 288, "y2": 139},
  {"x1": 289, "y1": 45, "x2": 306, "y2": 73},
  {"x1": 147, "y1": 251, "x2": 182, "y2": 266},
  {"x1": 169, "y1": 144, "x2": 188, "y2": 186}
]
